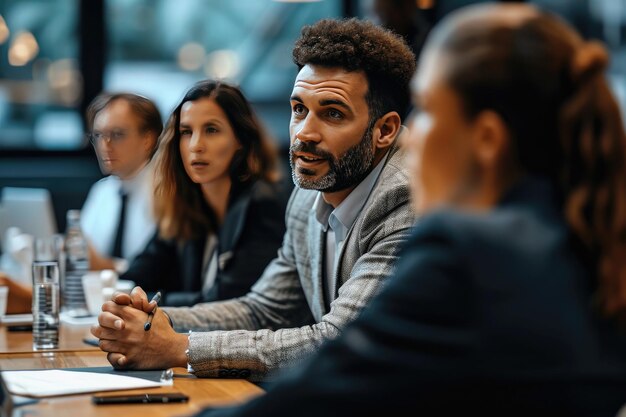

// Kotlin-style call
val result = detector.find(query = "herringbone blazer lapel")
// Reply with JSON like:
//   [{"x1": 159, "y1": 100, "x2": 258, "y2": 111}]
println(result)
[
  {"x1": 331, "y1": 140, "x2": 404, "y2": 304},
  {"x1": 306, "y1": 208, "x2": 326, "y2": 319}
]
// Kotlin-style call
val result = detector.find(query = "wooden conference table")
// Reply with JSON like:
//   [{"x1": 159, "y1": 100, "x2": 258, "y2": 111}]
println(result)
[{"x1": 0, "y1": 322, "x2": 264, "y2": 417}]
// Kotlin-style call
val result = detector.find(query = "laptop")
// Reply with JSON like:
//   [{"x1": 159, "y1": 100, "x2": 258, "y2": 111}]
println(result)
[{"x1": 0, "y1": 187, "x2": 58, "y2": 253}]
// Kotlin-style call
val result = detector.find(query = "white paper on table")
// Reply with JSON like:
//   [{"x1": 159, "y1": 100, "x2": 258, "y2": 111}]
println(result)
[
  {"x1": 1, "y1": 369, "x2": 163, "y2": 397},
  {"x1": 59, "y1": 311, "x2": 98, "y2": 326},
  {"x1": 0, "y1": 314, "x2": 33, "y2": 325}
]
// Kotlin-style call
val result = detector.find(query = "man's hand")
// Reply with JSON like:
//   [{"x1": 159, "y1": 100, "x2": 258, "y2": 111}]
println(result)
[
  {"x1": 110, "y1": 286, "x2": 156, "y2": 314},
  {"x1": 90, "y1": 297, "x2": 188, "y2": 370}
]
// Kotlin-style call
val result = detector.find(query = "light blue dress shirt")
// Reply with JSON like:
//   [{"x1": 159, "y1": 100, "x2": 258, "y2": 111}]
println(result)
[{"x1": 313, "y1": 150, "x2": 390, "y2": 309}]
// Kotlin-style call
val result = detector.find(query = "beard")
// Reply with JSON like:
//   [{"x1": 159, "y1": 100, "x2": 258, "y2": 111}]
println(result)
[{"x1": 289, "y1": 122, "x2": 376, "y2": 193}]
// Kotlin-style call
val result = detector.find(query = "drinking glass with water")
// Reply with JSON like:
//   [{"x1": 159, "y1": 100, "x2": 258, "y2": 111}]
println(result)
[{"x1": 32, "y1": 261, "x2": 60, "y2": 350}]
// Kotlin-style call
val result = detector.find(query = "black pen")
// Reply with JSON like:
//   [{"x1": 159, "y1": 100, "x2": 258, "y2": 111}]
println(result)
[{"x1": 143, "y1": 291, "x2": 162, "y2": 331}]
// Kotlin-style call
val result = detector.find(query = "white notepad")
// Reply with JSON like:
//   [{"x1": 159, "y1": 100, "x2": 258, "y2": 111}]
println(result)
[{"x1": 1, "y1": 369, "x2": 163, "y2": 397}]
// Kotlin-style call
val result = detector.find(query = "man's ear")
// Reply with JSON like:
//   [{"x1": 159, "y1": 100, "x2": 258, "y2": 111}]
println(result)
[
  {"x1": 470, "y1": 110, "x2": 511, "y2": 171},
  {"x1": 143, "y1": 132, "x2": 157, "y2": 155},
  {"x1": 374, "y1": 111, "x2": 401, "y2": 149}
]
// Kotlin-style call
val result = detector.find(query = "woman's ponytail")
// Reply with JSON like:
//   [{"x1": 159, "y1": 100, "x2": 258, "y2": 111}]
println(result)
[{"x1": 559, "y1": 42, "x2": 626, "y2": 317}]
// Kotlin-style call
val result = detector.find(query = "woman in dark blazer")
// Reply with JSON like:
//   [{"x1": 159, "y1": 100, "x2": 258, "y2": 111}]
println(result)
[
  {"x1": 122, "y1": 81, "x2": 288, "y2": 306},
  {"x1": 192, "y1": 4, "x2": 626, "y2": 417}
]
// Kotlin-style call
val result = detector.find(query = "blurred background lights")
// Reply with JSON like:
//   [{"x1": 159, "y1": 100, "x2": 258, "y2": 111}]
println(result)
[
  {"x1": 177, "y1": 42, "x2": 206, "y2": 71},
  {"x1": 417, "y1": 0, "x2": 435, "y2": 9},
  {"x1": 204, "y1": 49, "x2": 239, "y2": 80},
  {"x1": 47, "y1": 59, "x2": 82, "y2": 106},
  {"x1": 8, "y1": 31, "x2": 39, "y2": 66},
  {"x1": 0, "y1": 15, "x2": 9, "y2": 44}
]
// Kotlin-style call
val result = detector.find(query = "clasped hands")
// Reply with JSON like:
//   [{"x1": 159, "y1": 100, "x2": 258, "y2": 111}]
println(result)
[{"x1": 90, "y1": 286, "x2": 189, "y2": 370}]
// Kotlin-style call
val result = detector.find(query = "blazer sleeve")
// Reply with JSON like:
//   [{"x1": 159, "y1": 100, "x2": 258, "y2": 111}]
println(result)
[
  {"x1": 164, "y1": 185, "x2": 414, "y2": 381},
  {"x1": 163, "y1": 187, "x2": 312, "y2": 331},
  {"x1": 191, "y1": 215, "x2": 471, "y2": 416},
  {"x1": 120, "y1": 232, "x2": 178, "y2": 293}
]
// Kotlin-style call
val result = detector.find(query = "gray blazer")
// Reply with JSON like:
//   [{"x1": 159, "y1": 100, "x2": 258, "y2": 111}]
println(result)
[{"x1": 164, "y1": 139, "x2": 414, "y2": 380}]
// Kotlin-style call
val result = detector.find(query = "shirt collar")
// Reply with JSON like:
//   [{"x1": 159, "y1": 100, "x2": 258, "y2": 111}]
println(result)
[
  {"x1": 313, "y1": 149, "x2": 390, "y2": 242},
  {"x1": 118, "y1": 161, "x2": 151, "y2": 195}
]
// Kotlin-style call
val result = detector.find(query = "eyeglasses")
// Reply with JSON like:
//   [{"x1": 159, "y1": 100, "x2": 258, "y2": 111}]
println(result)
[{"x1": 88, "y1": 129, "x2": 130, "y2": 145}]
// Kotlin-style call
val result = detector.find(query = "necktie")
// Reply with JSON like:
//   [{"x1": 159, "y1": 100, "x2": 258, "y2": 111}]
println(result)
[{"x1": 111, "y1": 190, "x2": 128, "y2": 258}]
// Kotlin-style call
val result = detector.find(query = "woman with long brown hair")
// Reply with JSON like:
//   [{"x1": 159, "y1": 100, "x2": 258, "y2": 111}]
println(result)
[
  {"x1": 187, "y1": 4, "x2": 626, "y2": 416},
  {"x1": 122, "y1": 80, "x2": 288, "y2": 306}
]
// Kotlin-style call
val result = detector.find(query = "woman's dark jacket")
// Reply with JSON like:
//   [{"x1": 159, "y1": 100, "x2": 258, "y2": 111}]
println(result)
[{"x1": 122, "y1": 180, "x2": 289, "y2": 306}]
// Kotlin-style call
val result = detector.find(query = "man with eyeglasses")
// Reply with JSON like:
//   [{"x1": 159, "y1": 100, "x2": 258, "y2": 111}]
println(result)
[{"x1": 81, "y1": 93, "x2": 163, "y2": 272}]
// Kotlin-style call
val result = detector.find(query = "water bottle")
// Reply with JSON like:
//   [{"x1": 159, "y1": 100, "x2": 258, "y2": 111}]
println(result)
[{"x1": 64, "y1": 210, "x2": 90, "y2": 317}]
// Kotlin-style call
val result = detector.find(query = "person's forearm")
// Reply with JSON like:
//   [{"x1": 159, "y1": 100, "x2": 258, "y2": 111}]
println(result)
[
  {"x1": 0, "y1": 275, "x2": 32, "y2": 313},
  {"x1": 89, "y1": 256, "x2": 117, "y2": 271},
  {"x1": 186, "y1": 320, "x2": 340, "y2": 380},
  {"x1": 164, "y1": 298, "x2": 260, "y2": 332}
]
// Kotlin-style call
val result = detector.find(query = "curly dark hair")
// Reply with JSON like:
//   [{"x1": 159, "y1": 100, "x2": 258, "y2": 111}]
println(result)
[{"x1": 292, "y1": 18, "x2": 416, "y2": 121}]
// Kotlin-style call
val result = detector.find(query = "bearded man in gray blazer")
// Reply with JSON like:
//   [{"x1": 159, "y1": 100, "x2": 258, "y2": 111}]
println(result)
[{"x1": 91, "y1": 18, "x2": 417, "y2": 381}]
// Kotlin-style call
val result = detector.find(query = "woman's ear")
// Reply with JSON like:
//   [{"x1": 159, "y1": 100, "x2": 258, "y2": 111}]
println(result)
[
  {"x1": 374, "y1": 111, "x2": 401, "y2": 150},
  {"x1": 470, "y1": 110, "x2": 511, "y2": 170}
]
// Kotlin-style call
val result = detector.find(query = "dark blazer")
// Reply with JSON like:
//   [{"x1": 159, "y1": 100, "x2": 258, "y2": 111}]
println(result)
[
  {"x1": 196, "y1": 177, "x2": 626, "y2": 416},
  {"x1": 121, "y1": 179, "x2": 289, "y2": 306}
]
